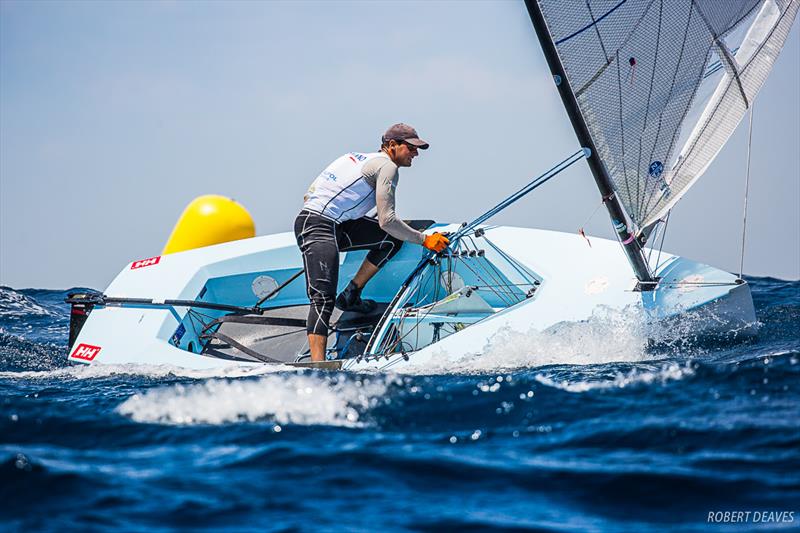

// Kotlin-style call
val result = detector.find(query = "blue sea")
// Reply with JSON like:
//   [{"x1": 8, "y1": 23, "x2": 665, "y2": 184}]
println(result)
[{"x1": 0, "y1": 278, "x2": 798, "y2": 532}]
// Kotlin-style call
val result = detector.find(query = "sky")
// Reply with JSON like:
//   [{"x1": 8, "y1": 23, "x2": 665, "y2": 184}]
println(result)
[{"x1": 1, "y1": 0, "x2": 798, "y2": 289}]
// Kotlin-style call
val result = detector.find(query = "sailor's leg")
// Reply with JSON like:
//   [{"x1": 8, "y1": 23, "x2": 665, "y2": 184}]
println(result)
[
  {"x1": 338, "y1": 217, "x2": 404, "y2": 281},
  {"x1": 352, "y1": 259, "x2": 379, "y2": 289},
  {"x1": 335, "y1": 218, "x2": 403, "y2": 313},
  {"x1": 294, "y1": 211, "x2": 340, "y2": 361},
  {"x1": 307, "y1": 333, "x2": 327, "y2": 362}
]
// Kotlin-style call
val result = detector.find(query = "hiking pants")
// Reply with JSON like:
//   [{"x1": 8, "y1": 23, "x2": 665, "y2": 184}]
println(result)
[{"x1": 294, "y1": 209, "x2": 403, "y2": 336}]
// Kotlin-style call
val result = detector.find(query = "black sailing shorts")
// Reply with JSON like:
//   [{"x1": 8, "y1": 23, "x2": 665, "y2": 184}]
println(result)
[{"x1": 294, "y1": 209, "x2": 403, "y2": 336}]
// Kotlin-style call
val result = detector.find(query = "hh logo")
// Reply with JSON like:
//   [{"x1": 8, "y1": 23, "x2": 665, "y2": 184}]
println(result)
[
  {"x1": 131, "y1": 256, "x2": 161, "y2": 270},
  {"x1": 71, "y1": 343, "x2": 101, "y2": 361}
]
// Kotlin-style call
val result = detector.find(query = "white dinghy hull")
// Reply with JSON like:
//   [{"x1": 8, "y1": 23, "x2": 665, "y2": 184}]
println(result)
[{"x1": 67, "y1": 225, "x2": 756, "y2": 371}]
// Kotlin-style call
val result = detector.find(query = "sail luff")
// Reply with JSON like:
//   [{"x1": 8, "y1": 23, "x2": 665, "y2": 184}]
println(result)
[{"x1": 525, "y1": 0, "x2": 655, "y2": 284}]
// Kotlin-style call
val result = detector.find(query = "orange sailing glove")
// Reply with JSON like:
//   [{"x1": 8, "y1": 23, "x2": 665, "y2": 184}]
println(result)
[{"x1": 422, "y1": 232, "x2": 450, "y2": 253}]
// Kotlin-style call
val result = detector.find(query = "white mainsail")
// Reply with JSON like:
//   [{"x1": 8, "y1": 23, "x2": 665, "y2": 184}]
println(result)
[
  {"x1": 648, "y1": 0, "x2": 798, "y2": 228},
  {"x1": 533, "y1": 0, "x2": 798, "y2": 232}
]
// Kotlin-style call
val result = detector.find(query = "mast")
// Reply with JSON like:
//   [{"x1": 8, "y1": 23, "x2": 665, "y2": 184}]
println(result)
[{"x1": 524, "y1": 0, "x2": 655, "y2": 286}]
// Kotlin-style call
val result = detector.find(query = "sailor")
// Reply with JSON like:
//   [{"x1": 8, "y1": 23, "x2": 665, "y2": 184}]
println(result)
[{"x1": 295, "y1": 123, "x2": 449, "y2": 362}]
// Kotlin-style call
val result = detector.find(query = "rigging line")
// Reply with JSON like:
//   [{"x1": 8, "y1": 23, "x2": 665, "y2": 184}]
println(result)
[
  {"x1": 379, "y1": 345, "x2": 417, "y2": 371},
  {"x1": 644, "y1": 215, "x2": 667, "y2": 264},
  {"x1": 382, "y1": 298, "x2": 439, "y2": 357},
  {"x1": 464, "y1": 237, "x2": 519, "y2": 305},
  {"x1": 464, "y1": 261, "x2": 516, "y2": 307},
  {"x1": 474, "y1": 150, "x2": 584, "y2": 229},
  {"x1": 458, "y1": 258, "x2": 517, "y2": 306},
  {"x1": 384, "y1": 253, "x2": 512, "y2": 357},
  {"x1": 578, "y1": 193, "x2": 607, "y2": 238},
  {"x1": 379, "y1": 271, "x2": 440, "y2": 355},
  {"x1": 555, "y1": 0, "x2": 628, "y2": 45},
  {"x1": 660, "y1": 281, "x2": 739, "y2": 287},
  {"x1": 739, "y1": 104, "x2": 754, "y2": 280},
  {"x1": 445, "y1": 252, "x2": 454, "y2": 295},
  {"x1": 468, "y1": 283, "x2": 537, "y2": 289},
  {"x1": 451, "y1": 148, "x2": 587, "y2": 242},
  {"x1": 475, "y1": 255, "x2": 525, "y2": 304},
  {"x1": 482, "y1": 235, "x2": 537, "y2": 288},
  {"x1": 462, "y1": 236, "x2": 521, "y2": 305},
  {"x1": 462, "y1": 236, "x2": 519, "y2": 305},
  {"x1": 189, "y1": 307, "x2": 218, "y2": 323},
  {"x1": 433, "y1": 253, "x2": 442, "y2": 306},
  {"x1": 654, "y1": 211, "x2": 670, "y2": 274},
  {"x1": 186, "y1": 309, "x2": 208, "y2": 342},
  {"x1": 646, "y1": 222, "x2": 659, "y2": 263},
  {"x1": 191, "y1": 308, "x2": 228, "y2": 345}
]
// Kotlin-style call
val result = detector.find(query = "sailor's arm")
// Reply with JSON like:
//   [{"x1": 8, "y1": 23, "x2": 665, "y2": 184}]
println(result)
[{"x1": 373, "y1": 162, "x2": 425, "y2": 244}]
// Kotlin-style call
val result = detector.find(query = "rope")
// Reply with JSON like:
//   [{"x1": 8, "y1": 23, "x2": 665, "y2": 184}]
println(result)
[
  {"x1": 577, "y1": 198, "x2": 606, "y2": 247},
  {"x1": 660, "y1": 281, "x2": 740, "y2": 287},
  {"x1": 654, "y1": 211, "x2": 670, "y2": 274},
  {"x1": 739, "y1": 104, "x2": 754, "y2": 280}
]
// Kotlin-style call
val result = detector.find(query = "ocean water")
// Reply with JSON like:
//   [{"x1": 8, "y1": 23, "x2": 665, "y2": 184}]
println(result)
[{"x1": 0, "y1": 278, "x2": 798, "y2": 532}]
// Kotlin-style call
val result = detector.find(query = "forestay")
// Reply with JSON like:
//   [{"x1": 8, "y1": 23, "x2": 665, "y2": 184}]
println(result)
[{"x1": 534, "y1": 0, "x2": 798, "y2": 231}]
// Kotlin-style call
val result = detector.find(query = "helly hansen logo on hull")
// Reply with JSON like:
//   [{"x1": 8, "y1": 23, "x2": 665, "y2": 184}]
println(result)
[
  {"x1": 131, "y1": 256, "x2": 161, "y2": 269},
  {"x1": 71, "y1": 343, "x2": 101, "y2": 361}
]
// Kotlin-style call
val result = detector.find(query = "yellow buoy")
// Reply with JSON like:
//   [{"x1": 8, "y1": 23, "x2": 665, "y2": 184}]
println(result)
[{"x1": 162, "y1": 195, "x2": 255, "y2": 254}]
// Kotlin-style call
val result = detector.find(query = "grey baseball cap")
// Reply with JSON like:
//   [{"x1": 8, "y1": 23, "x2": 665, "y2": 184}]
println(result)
[{"x1": 382, "y1": 123, "x2": 429, "y2": 149}]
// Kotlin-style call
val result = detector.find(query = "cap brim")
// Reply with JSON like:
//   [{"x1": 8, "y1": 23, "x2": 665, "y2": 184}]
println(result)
[{"x1": 406, "y1": 138, "x2": 429, "y2": 150}]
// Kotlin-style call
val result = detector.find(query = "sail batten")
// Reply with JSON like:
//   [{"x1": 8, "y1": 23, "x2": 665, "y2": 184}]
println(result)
[{"x1": 530, "y1": 0, "x2": 798, "y2": 232}]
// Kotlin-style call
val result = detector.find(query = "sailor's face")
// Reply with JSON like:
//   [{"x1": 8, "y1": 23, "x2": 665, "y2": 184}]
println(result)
[{"x1": 394, "y1": 141, "x2": 418, "y2": 167}]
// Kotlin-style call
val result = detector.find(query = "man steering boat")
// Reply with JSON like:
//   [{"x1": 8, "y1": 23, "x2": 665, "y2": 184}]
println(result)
[{"x1": 294, "y1": 123, "x2": 449, "y2": 362}]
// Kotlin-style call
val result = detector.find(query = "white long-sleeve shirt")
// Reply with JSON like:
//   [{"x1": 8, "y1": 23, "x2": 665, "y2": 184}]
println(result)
[{"x1": 303, "y1": 152, "x2": 425, "y2": 244}]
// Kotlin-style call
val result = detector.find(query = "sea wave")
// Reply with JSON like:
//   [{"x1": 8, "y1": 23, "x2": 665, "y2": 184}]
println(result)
[
  {"x1": 533, "y1": 361, "x2": 696, "y2": 393},
  {"x1": 1, "y1": 280, "x2": 798, "y2": 531},
  {"x1": 0, "y1": 287, "x2": 56, "y2": 318}
]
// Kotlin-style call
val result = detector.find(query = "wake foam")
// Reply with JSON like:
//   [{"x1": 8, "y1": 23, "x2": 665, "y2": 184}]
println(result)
[
  {"x1": 116, "y1": 373, "x2": 393, "y2": 426},
  {"x1": 0, "y1": 362, "x2": 287, "y2": 381},
  {"x1": 400, "y1": 305, "x2": 706, "y2": 374}
]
